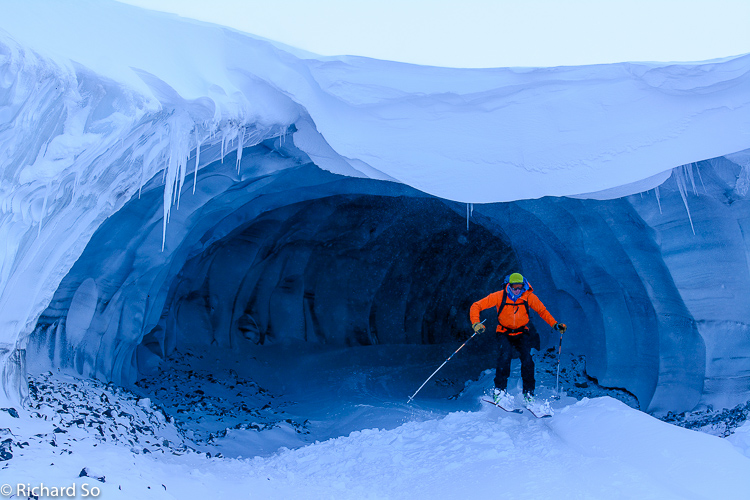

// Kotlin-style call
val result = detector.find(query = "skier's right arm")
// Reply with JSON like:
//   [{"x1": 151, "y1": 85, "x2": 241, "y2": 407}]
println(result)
[{"x1": 469, "y1": 292, "x2": 502, "y2": 326}]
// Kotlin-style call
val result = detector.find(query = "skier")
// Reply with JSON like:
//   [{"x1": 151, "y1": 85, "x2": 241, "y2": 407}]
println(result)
[{"x1": 469, "y1": 272, "x2": 566, "y2": 409}]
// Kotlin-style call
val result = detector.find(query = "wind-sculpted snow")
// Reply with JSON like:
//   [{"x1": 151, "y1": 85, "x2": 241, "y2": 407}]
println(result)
[
  {"x1": 0, "y1": 0, "x2": 749, "y2": 415},
  {"x1": 2, "y1": 0, "x2": 750, "y2": 203}
]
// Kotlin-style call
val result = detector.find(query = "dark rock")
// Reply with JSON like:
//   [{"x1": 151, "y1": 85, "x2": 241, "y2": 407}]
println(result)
[
  {"x1": 0, "y1": 408, "x2": 19, "y2": 418},
  {"x1": 79, "y1": 467, "x2": 106, "y2": 482},
  {"x1": 0, "y1": 439, "x2": 12, "y2": 461}
]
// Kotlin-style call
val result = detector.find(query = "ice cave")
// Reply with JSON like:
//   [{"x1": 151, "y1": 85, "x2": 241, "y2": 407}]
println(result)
[
  {"x1": 1, "y1": 0, "x2": 750, "y2": 431},
  {"x1": 18, "y1": 131, "x2": 750, "y2": 418}
]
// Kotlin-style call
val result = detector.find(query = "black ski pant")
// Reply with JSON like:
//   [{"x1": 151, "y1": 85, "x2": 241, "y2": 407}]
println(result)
[{"x1": 494, "y1": 331, "x2": 535, "y2": 394}]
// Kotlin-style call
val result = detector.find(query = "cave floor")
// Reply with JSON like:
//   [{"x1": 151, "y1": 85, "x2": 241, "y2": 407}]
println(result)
[{"x1": 130, "y1": 338, "x2": 638, "y2": 458}]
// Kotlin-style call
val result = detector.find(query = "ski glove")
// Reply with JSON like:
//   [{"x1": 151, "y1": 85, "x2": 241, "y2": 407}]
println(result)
[
  {"x1": 472, "y1": 322, "x2": 486, "y2": 334},
  {"x1": 554, "y1": 323, "x2": 567, "y2": 334}
]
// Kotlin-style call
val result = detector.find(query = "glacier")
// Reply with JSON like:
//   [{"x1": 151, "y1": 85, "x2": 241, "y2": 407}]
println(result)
[{"x1": 0, "y1": 0, "x2": 750, "y2": 423}]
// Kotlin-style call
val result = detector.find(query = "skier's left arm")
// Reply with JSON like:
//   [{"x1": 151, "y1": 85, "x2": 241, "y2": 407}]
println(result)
[{"x1": 527, "y1": 293, "x2": 564, "y2": 331}]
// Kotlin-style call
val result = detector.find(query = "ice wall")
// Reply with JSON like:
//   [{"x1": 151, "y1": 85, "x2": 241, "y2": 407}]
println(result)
[
  {"x1": 475, "y1": 197, "x2": 704, "y2": 413},
  {"x1": 629, "y1": 159, "x2": 750, "y2": 410}
]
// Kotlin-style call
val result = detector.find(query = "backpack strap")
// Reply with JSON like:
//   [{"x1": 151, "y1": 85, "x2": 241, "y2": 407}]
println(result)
[{"x1": 499, "y1": 289, "x2": 508, "y2": 312}]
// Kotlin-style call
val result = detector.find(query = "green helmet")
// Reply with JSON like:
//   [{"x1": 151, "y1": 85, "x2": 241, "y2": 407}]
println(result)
[{"x1": 508, "y1": 273, "x2": 524, "y2": 284}]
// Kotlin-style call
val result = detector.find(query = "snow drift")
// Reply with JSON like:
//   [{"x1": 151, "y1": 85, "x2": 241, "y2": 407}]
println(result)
[{"x1": 6, "y1": 378, "x2": 750, "y2": 499}]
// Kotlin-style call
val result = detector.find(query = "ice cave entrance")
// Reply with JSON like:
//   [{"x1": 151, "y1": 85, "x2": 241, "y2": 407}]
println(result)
[{"x1": 27, "y1": 138, "x2": 750, "y2": 442}]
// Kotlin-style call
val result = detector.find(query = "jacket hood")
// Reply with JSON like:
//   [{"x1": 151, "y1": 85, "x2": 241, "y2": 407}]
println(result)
[{"x1": 503, "y1": 274, "x2": 534, "y2": 293}]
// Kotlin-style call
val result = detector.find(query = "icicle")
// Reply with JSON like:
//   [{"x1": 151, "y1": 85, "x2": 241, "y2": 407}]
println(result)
[
  {"x1": 160, "y1": 129, "x2": 167, "y2": 183},
  {"x1": 466, "y1": 203, "x2": 470, "y2": 231},
  {"x1": 161, "y1": 112, "x2": 194, "y2": 250},
  {"x1": 470, "y1": 203, "x2": 474, "y2": 217},
  {"x1": 193, "y1": 128, "x2": 201, "y2": 194},
  {"x1": 175, "y1": 151, "x2": 186, "y2": 209},
  {"x1": 221, "y1": 131, "x2": 226, "y2": 163},
  {"x1": 247, "y1": 129, "x2": 259, "y2": 147},
  {"x1": 674, "y1": 167, "x2": 696, "y2": 235},
  {"x1": 175, "y1": 123, "x2": 190, "y2": 209},
  {"x1": 695, "y1": 162, "x2": 708, "y2": 194},
  {"x1": 173, "y1": 167, "x2": 180, "y2": 207},
  {"x1": 655, "y1": 186, "x2": 662, "y2": 214},
  {"x1": 236, "y1": 126, "x2": 244, "y2": 173},
  {"x1": 685, "y1": 164, "x2": 698, "y2": 195}
]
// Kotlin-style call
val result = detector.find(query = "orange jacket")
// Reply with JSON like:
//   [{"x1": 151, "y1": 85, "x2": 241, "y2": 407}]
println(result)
[{"x1": 470, "y1": 284, "x2": 557, "y2": 335}]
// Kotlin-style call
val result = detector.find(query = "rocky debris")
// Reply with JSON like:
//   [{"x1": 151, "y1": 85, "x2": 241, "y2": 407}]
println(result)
[
  {"x1": 134, "y1": 348, "x2": 308, "y2": 444},
  {"x1": 537, "y1": 349, "x2": 750, "y2": 436},
  {"x1": 22, "y1": 372, "x2": 193, "y2": 457},
  {"x1": 433, "y1": 378, "x2": 457, "y2": 387},
  {"x1": 536, "y1": 349, "x2": 640, "y2": 409},
  {"x1": 2, "y1": 350, "x2": 311, "y2": 466},
  {"x1": 662, "y1": 400, "x2": 750, "y2": 437}
]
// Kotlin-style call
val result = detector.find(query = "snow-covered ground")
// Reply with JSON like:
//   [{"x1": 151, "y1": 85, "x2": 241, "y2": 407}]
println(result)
[{"x1": 3, "y1": 344, "x2": 750, "y2": 499}]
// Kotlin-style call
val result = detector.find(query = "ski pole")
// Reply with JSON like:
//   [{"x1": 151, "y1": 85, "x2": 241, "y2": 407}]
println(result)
[
  {"x1": 555, "y1": 328, "x2": 564, "y2": 397},
  {"x1": 407, "y1": 320, "x2": 486, "y2": 403}
]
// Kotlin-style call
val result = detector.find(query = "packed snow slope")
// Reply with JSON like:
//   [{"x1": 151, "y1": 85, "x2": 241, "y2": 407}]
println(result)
[
  {"x1": 4, "y1": 369, "x2": 750, "y2": 500},
  {"x1": 0, "y1": 0, "x2": 749, "y2": 410}
]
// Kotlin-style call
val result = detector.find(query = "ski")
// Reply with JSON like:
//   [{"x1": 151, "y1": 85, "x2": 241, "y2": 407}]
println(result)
[
  {"x1": 482, "y1": 398, "x2": 523, "y2": 414},
  {"x1": 524, "y1": 403, "x2": 553, "y2": 418}
]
